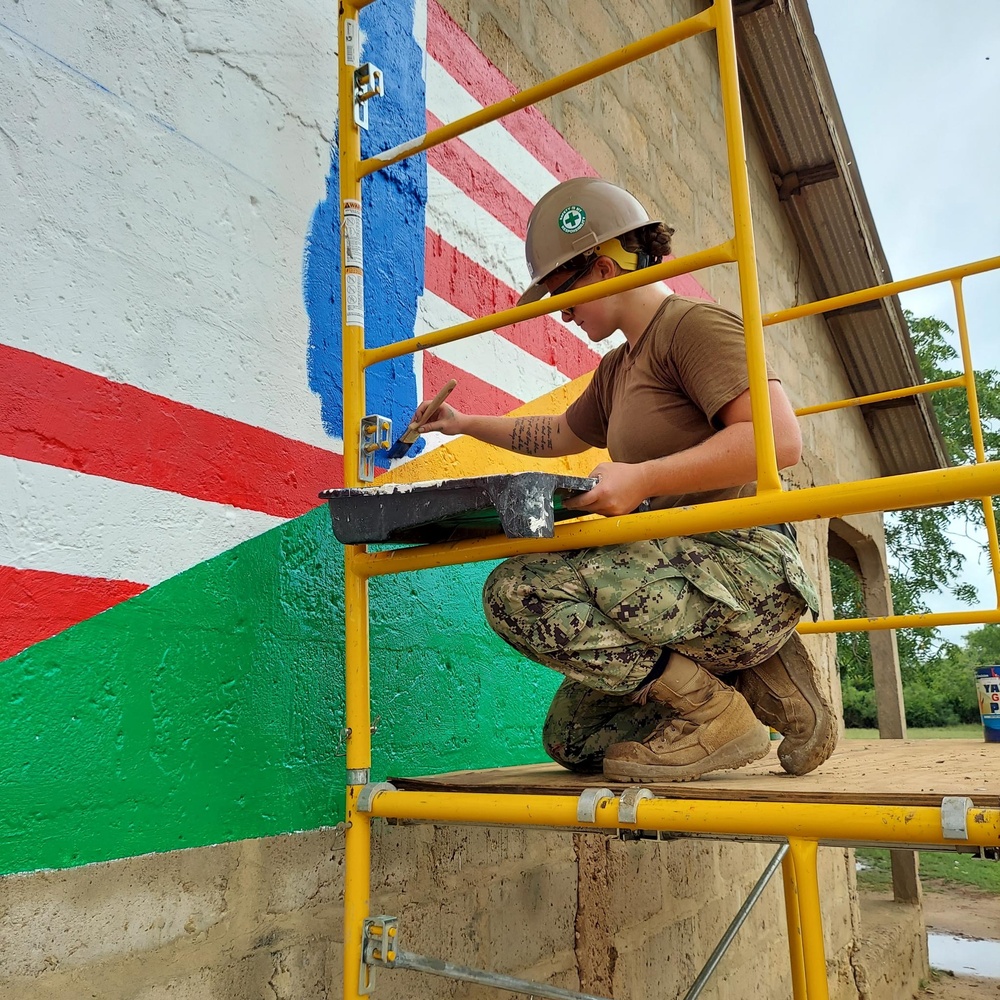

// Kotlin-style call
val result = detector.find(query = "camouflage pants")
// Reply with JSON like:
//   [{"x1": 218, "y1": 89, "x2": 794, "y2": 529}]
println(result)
[{"x1": 482, "y1": 528, "x2": 819, "y2": 771}]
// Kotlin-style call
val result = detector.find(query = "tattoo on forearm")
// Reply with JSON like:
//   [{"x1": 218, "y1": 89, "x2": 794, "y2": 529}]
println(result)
[{"x1": 511, "y1": 416, "x2": 558, "y2": 455}]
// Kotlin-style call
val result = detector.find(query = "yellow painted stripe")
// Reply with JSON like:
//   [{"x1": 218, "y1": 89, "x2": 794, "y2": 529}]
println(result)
[{"x1": 377, "y1": 374, "x2": 609, "y2": 483}]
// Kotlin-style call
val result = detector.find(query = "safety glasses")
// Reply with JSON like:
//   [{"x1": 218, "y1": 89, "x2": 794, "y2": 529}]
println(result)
[{"x1": 547, "y1": 259, "x2": 596, "y2": 299}]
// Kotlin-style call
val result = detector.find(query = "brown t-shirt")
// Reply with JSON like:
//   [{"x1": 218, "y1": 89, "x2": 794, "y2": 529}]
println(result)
[{"x1": 565, "y1": 295, "x2": 773, "y2": 510}]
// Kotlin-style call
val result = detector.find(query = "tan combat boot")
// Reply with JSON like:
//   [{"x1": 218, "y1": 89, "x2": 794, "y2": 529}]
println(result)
[
  {"x1": 730, "y1": 632, "x2": 837, "y2": 776},
  {"x1": 603, "y1": 653, "x2": 771, "y2": 782}
]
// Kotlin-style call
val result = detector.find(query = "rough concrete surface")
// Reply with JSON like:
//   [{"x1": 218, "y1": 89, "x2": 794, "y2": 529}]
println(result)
[
  {"x1": 0, "y1": 828, "x2": 345, "y2": 999},
  {"x1": 853, "y1": 896, "x2": 929, "y2": 1000},
  {"x1": 1, "y1": 825, "x2": 924, "y2": 1000}
]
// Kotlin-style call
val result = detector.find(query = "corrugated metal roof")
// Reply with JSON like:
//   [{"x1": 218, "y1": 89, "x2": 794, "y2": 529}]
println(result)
[{"x1": 735, "y1": 0, "x2": 948, "y2": 475}]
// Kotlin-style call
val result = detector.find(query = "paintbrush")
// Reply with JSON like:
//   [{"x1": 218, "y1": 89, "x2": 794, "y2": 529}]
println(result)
[{"x1": 385, "y1": 379, "x2": 458, "y2": 461}]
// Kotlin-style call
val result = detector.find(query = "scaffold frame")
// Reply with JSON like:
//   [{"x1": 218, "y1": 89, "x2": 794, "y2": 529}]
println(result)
[{"x1": 335, "y1": 2, "x2": 1000, "y2": 998}]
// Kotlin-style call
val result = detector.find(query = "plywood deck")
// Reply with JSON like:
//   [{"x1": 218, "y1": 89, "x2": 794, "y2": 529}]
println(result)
[{"x1": 392, "y1": 739, "x2": 1000, "y2": 809}]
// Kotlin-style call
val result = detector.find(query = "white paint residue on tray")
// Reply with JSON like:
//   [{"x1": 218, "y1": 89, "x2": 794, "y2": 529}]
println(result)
[
  {"x1": 524, "y1": 488, "x2": 552, "y2": 535},
  {"x1": 526, "y1": 514, "x2": 550, "y2": 534},
  {"x1": 342, "y1": 479, "x2": 450, "y2": 495}
]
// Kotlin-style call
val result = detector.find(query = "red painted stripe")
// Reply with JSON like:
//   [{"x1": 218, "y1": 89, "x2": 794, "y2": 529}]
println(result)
[
  {"x1": 427, "y1": 1, "x2": 595, "y2": 182},
  {"x1": 0, "y1": 565, "x2": 147, "y2": 661},
  {"x1": 424, "y1": 353, "x2": 521, "y2": 417},
  {"x1": 425, "y1": 5, "x2": 716, "y2": 305},
  {"x1": 1, "y1": 345, "x2": 344, "y2": 519},
  {"x1": 425, "y1": 232, "x2": 599, "y2": 381},
  {"x1": 426, "y1": 111, "x2": 532, "y2": 239},
  {"x1": 666, "y1": 265, "x2": 716, "y2": 302}
]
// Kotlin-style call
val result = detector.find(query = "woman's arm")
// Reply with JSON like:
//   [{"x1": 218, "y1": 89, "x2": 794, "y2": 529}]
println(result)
[
  {"x1": 415, "y1": 402, "x2": 591, "y2": 458},
  {"x1": 563, "y1": 379, "x2": 801, "y2": 516}
]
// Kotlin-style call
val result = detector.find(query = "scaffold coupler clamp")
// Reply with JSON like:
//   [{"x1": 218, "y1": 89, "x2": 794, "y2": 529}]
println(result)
[
  {"x1": 357, "y1": 781, "x2": 396, "y2": 814},
  {"x1": 353, "y1": 63, "x2": 385, "y2": 130},
  {"x1": 576, "y1": 787, "x2": 615, "y2": 824},
  {"x1": 360, "y1": 915, "x2": 399, "y2": 994},
  {"x1": 618, "y1": 787, "x2": 655, "y2": 825},
  {"x1": 941, "y1": 795, "x2": 974, "y2": 841},
  {"x1": 359, "y1": 415, "x2": 392, "y2": 482}
]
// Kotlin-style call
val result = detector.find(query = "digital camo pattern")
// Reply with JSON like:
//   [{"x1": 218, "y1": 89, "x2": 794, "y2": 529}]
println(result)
[
  {"x1": 484, "y1": 527, "x2": 818, "y2": 689},
  {"x1": 541, "y1": 679, "x2": 672, "y2": 772},
  {"x1": 483, "y1": 527, "x2": 820, "y2": 770}
]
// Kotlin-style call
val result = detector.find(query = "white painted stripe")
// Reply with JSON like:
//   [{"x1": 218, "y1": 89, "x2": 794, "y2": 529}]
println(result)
[
  {"x1": 426, "y1": 167, "x2": 528, "y2": 288},
  {"x1": 0, "y1": 18, "x2": 338, "y2": 452},
  {"x1": 418, "y1": 292, "x2": 566, "y2": 401},
  {"x1": 1, "y1": 456, "x2": 284, "y2": 584},
  {"x1": 0, "y1": 15, "x2": 607, "y2": 467},
  {"x1": 425, "y1": 56, "x2": 561, "y2": 203},
  {"x1": 413, "y1": 0, "x2": 428, "y2": 70}
]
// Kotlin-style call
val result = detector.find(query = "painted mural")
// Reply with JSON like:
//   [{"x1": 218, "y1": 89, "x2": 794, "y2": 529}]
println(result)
[
  {"x1": 2, "y1": 0, "x2": 615, "y2": 662},
  {"x1": 1, "y1": 0, "x2": 712, "y2": 875}
]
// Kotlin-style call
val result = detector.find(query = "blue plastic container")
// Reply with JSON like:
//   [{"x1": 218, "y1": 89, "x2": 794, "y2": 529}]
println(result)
[{"x1": 976, "y1": 666, "x2": 1000, "y2": 743}]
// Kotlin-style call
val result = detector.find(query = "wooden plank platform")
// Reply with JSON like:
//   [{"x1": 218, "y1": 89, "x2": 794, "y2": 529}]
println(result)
[{"x1": 392, "y1": 740, "x2": 1000, "y2": 809}]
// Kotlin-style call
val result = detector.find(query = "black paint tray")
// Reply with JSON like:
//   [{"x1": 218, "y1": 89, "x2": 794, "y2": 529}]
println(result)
[{"x1": 320, "y1": 472, "x2": 598, "y2": 544}]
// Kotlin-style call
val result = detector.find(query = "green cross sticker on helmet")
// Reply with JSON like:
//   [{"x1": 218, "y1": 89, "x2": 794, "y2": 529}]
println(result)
[
  {"x1": 518, "y1": 177, "x2": 661, "y2": 305},
  {"x1": 558, "y1": 205, "x2": 586, "y2": 233}
]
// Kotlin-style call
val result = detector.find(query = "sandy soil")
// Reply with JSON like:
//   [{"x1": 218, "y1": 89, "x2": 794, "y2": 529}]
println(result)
[
  {"x1": 916, "y1": 970, "x2": 1000, "y2": 999},
  {"x1": 911, "y1": 885, "x2": 1000, "y2": 1000},
  {"x1": 921, "y1": 882, "x2": 1000, "y2": 942}
]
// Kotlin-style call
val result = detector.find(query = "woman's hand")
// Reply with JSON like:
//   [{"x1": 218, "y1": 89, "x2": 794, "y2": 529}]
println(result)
[
  {"x1": 563, "y1": 461, "x2": 651, "y2": 517},
  {"x1": 415, "y1": 401, "x2": 465, "y2": 436}
]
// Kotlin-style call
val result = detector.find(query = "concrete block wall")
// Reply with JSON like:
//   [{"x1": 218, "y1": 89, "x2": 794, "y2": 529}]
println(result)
[
  {"x1": 0, "y1": 829, "x2": 345, "y2": 999},
  {"x1": 1, "y1": 824, "x2": 876, "y2": 1000}
]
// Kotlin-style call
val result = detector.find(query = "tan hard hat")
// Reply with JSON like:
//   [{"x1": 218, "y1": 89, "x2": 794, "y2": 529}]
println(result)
[{"x1": 518, "y1": 177, "x2": 659, "y2": 305}]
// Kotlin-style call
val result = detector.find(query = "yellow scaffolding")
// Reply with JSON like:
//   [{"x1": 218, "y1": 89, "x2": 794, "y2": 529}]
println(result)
[{"x1": 336, "y1": 1, "x2": 1000, "y2": 997}]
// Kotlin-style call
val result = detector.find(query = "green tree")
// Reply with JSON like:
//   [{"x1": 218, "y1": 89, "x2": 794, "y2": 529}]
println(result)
[
  {"x1": 830, "y1": 558, "x2": 938, "y2": 684},
  {"x1": 832, "y1": 311, "x2": 1000, "y2": 725},
  {"x1": 955, "y1": 622, "x2": 1000, "y2": 668},
  {"x1": 885, "y1": 313, "x2": 1000, "y2": 617}
]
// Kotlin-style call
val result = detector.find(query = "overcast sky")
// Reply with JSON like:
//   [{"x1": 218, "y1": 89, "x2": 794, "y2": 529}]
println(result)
[{"x1": 809, "y1": 1, "x2": 1000, "y2": 638}]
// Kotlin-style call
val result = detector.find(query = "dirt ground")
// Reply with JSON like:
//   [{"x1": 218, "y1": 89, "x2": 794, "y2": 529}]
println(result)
[
  {"x1": 892, "y1": 883, "x2": 1000, "y2": 1000},
  {"x1": 918, "y1": 973, "x2": 1000, "y2": 999},
  {"x1": 920, "y1": 881, "x2": 1000, "y2": 942}
]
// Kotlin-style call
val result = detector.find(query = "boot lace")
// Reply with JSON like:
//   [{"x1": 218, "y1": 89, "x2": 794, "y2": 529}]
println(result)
[{"x1": 647, "y1": 716, "x2": 699, "y2": 747}]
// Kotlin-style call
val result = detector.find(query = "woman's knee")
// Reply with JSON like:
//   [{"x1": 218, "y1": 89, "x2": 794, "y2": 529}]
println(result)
[
  {"x1": 482, "y1": 553, "x2": 582, "y2": 630},
  {"x1": 482, "y1": 559, "x2": 528, "y2": 630}
]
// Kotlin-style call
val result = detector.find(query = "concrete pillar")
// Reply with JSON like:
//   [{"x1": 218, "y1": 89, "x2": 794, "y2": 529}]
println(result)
[{"x1": 830, "y1": 516, "x2": 921, "y2": 905}]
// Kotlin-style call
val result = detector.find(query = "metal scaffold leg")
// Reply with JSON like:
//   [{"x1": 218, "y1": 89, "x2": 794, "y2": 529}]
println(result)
[
  {"x1": 782, "y1": 850, "x2": 808, "y2": 1000},
  {"x1": 789, "y1": 838, "x2": 830, "y2": 1000}
]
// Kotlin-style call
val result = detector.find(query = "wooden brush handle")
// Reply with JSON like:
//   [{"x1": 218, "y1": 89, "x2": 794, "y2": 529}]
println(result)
[{"x1": 412, "y1": 379, "x2": 457, "y2": 429}]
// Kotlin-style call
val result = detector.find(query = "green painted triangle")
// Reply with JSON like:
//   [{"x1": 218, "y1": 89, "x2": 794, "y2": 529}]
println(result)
[{"x1": 0, "y1": 507, "x2": 558, "y2": 876}]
